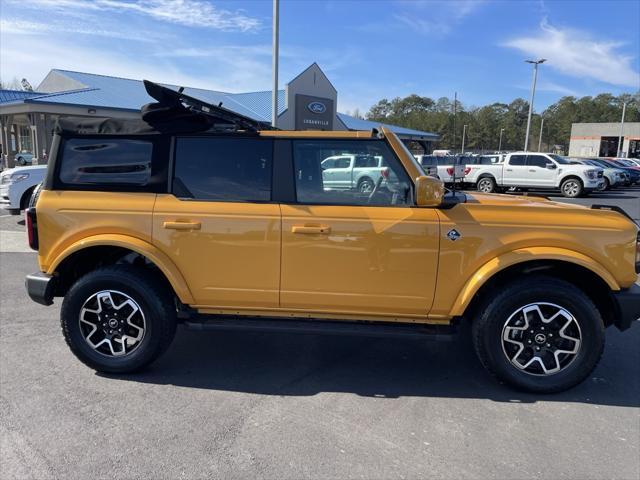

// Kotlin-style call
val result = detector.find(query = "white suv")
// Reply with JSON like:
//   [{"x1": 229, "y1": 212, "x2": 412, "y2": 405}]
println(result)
[
  {"x1": 464, "y1": 152, "x2": 604, "y2": 197},
  {"x1": 0, "y1": 165, "x2": 47, "y2": 214}
]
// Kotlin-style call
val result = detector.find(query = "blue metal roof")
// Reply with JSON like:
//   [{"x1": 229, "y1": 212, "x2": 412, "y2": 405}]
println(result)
[
  {"x1": 0, "y1": 89, "x2": 44, "y2": 103},
  {"x1": 337, "y1": 113, "x2": 439, "y2": 140},
  {"x1": 1, "y1": 69, "x2": 438, "y2": 139}
]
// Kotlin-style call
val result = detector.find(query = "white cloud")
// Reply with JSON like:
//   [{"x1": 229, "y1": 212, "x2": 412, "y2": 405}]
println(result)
[
  {"x1": 394, "y1": 0, "x2": 486, "y2": 35},
  {"x1": 0, "y1": 33, "x2": 270, "y2": 93},
  {"x1": 0, "y1": 18, "x2": 156, "y2": 42},
  {"x1": 6, "y1": 0, "x2": 261, "y2": 32},
  {"x1": 504, "y1": 19, "x2": 640, "y2": 88}
]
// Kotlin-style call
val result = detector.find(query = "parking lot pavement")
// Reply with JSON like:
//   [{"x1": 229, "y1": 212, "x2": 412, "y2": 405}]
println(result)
[{"x1": 1, "y1": 190, "x2": 639, "y2": 480}]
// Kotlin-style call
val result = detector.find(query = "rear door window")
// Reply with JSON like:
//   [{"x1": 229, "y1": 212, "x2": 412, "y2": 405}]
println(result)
[
  {"x1": 509, "y1": 155, "x2": 527, "y2": 166},
  {"x1": 59, "y1": 138, "x2": 152, "y2": 186},
  {"x1": 292, "y1": 140, "x2": 411, "y2": 206},
  {"x1": 173, "y1": 137, "x2": 273, "y2": 202}
]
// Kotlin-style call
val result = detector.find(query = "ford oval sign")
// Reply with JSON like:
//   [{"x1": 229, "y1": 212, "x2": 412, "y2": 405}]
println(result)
[{"x1": 307, "y1": 101, "x2": 327, "y2": 114}]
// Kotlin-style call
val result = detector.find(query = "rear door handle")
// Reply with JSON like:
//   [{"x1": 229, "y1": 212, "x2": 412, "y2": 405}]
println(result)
[
  {"x1": 163, "y1": 221, "x2": 201, "y2": 230},
  {"x1": 529, "y1": 169, "x2": 536, "y2": 172},
  {"x1": 291, "y1": 225, "x2": 331, "y2": 234}
]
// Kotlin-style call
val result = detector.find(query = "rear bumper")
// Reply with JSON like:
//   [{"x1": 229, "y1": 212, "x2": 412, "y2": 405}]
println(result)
[
  {"x1": 611, "y1": 284, "x2": 640, "y2": 331},
  {"x1": 25, "y1": 272, "x2": 56, "y2": 306}
]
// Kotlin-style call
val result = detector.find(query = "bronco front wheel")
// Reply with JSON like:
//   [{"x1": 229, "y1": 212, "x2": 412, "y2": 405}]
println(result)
[
  {"x1": 61, "y1": 265, "x2": 177, "y2": 373},
  {"x1": 472, "y1": 276, "x2": 604, "y2": 393}
]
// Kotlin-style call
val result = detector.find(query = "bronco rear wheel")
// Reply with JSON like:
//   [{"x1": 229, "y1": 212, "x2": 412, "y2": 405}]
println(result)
[
  {"x1": 61, "y1": 265, "x2": 177, "y2": 373},
  {"x1": 472, "y1": 275, "x2": 604, "y2": 393}
]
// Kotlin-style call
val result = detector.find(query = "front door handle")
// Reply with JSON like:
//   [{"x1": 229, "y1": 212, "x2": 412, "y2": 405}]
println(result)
[
  {"x1": 291, "y1": 225, "x2": 331, "y2": 234},
  {"x1": 529, "y1": 169, "x2": 536, "y2": 172},
  {"x1": 163, "y1": 221, "x2": 201, "y2": 231}
]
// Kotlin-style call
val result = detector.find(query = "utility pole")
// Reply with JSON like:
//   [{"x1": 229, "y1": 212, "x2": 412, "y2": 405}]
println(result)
[
  {"x1": 452, "y1": 91, "x2": 457, "y2": 151},
  {"x1": 271, "y1": 0, "x2": 280, "y2": 128},
  {"x1": 524, "y1": 58, "x2": 546, "y2": 151},
  {"x1": 617, "y1": 102, "x2": 627, "y2": 157},
  {"x1": 461, "y1": 124, "x2": 467, "y2": 154},
  {"x1": 498, "y1": 128, "x2": 504, "y2": 152},
  {"x1": 538, "y1": 117, "x2": 544, "y2": 152}
]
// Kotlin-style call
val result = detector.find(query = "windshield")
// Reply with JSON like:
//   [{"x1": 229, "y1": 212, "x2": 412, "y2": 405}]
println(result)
[
  {"x1": 616, "y1": 159, "x2": 636, "y2": 166},
  {"x1": 548, "y1": 154, "x2": 572, "y2": 164},
  {"x1": 587, "y1": 159, "x2": 607, "y2": 168}
]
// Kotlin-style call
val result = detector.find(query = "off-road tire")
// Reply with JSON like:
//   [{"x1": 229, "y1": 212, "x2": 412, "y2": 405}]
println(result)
[
  {"x1": 472, "y1": 275, "x2": 605, "y2": 393},
  {"x1": 61, "y1": 265, "x2": 177, "y2": 373}
]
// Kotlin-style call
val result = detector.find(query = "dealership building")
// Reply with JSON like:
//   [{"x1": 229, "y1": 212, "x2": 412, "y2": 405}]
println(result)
[
  {"x1": 0, "y1": 63, "x2": 438, "y2": 168},
  {"x1": 568, "y1": 122, "x2": 640, "y2": 158}
]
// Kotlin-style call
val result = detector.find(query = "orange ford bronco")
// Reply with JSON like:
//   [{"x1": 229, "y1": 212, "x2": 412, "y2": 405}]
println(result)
[{"x1": 25, "y1": 82, "x2": 640, "y2": 392}]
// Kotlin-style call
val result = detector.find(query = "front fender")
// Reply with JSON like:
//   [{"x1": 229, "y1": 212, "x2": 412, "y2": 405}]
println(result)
[
  {"x1": 46, "y1": 234, "x2": 195, "y2": 304},
  {"x1": 449, "y1": 246, "x2": 620, "y2": 317}
]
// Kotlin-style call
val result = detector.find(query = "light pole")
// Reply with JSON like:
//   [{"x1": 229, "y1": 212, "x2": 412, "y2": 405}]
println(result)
[
  {"x1": 498, "y1": 128, "x2": 504, "y2": 152},
  {"x1": 617, "y1": 102, "x2": 627, "y2": 157},
  {"x1": 461, "y1": 124, "x2": 467, "y2": 154},
  {"x1": 537, "y1": 117, "x2": 544, "y2": 152},
  {"x1": 524, "y1": 58, "x2": 546, "y2": 151},
  {"x1": 271, "y1": 0, "x2": 280, "y2": 128}
]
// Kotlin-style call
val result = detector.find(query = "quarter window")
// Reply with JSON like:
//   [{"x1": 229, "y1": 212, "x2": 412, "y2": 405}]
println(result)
[
  {"x1": 173, "y1": 137, "x2": 272, "y2": 202},
  {"x1": 293, "y1": 140, "x2": 411, "y2": 206},
  {"x1": 59, "y1": 138, "x2": 152, "y2": 186}
]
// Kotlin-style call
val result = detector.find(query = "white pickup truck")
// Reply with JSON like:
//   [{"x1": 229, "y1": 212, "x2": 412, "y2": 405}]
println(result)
[
  {"x1": 464, "y1": 152, "x2": 604, "y2": 197},
  {"x1": 0, "y1": 165, "x2": 47, "y2": 214},
  {"x1": 321, "y1": 154, "x2": 389, "y2": 193}
]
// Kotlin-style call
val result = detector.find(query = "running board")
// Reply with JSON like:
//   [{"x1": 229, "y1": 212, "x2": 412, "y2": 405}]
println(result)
[{"x1": 184, "y1": 317, "x2": 456, "y2": 341}]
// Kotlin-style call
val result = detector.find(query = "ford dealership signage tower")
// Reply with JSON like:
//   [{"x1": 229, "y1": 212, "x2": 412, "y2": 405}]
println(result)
[{"x1": 277, "y1": 63, "x2": 341, "y2": 131}]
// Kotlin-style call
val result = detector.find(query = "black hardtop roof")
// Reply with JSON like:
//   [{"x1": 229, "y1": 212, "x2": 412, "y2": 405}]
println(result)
[{"x1": 55, "y1": 80, "x2": 271, "y2": 136}]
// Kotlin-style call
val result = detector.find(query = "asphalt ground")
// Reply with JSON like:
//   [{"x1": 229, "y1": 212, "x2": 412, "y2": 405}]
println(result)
[{"x1": 1, "y1": 186, "x2": 639, "y2": 479}]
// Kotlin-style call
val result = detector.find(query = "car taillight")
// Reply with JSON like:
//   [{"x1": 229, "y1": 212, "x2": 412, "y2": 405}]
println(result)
[
  {"x1": 464, "y1": 167, "x2": 471, "y2": 175},
  {"x1": 381, "y1": 168, "x2": 390, "y2": 179},
  {"x1": 446, "y1": 167, "x2": 454, "y2": 175},
  {"x1": 26, "y1": 207, "x2": 38, "y2": 251}
]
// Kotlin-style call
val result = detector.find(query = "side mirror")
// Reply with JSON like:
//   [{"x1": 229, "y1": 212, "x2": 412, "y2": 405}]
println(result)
[
  {"x1": 546, "y1": 163, "x2": 557, "y2": 170},
  {"x1": 415, "y1": 175, "x2": 444, "y2": 207}
]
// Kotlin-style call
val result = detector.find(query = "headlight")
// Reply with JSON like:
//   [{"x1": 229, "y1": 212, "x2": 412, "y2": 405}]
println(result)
[
  {"x1": 9, "y1": 173, "x2": 30, "y2": 183},
  {"x1": 586, "y1": 169, "x2": 598, "y2": 180}
]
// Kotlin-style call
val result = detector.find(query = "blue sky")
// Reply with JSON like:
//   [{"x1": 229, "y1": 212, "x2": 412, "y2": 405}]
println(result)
[{"x1": 1, "y1": 0, "x2": 638, "y2": 115}]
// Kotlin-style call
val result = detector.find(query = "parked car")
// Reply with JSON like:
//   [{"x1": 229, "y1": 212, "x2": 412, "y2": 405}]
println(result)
[
  {"x1": 15, "y1": 151, "x2": 34, "y2": 166},
  {"x1": 464, "y1": 152, "x2": 604, "y2": 197},
  {"x1": 569, "y1": 158, "x2": 629, "y2": 190},
  {"x1": 24, "y1": 80, "x2": 640, "y2": 393},
  {"x1": 599, "y1": 159, "x2": 640, "y2": 184},
  {"x1": 606, "y1": 158, "x2": 640, "y2": 172},
  {"x1": 0, "y1": 165, "x2": 47, "y2": 214}
]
